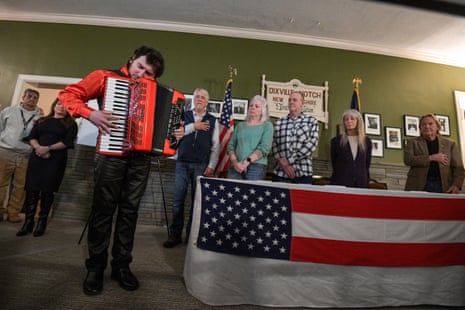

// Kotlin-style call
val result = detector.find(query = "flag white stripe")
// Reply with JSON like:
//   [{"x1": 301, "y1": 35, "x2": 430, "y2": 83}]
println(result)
[
  {"x1": 218, "y1": 128, "x2": 233, "y2": 148},
  {"x1": 293, "y1": 213, "x2": 465, "y2": 243}
]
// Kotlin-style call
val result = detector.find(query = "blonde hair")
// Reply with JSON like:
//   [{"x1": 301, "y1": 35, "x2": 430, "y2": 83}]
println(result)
[
  {"x1": 419, "y1": 113, "x2": 442, "y2": 136},
  {"x1": 339, "y1": 109, "x2": 368, "y2": 152},
  {"x1": 246, "y1": 95, "x2": 269, "y2": 123}
]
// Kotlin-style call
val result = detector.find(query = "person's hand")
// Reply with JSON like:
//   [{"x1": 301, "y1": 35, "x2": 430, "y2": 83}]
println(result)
[
  {"x1": 204, "y1": 167, "x2": 215, "y2": 177},
  {"x1": 233, "y1": 160, "x2": 249, "y2": 174},
  {"x1": 278, "y1": 157, "x2": 295, "y2": 179},
  {"x1": 446, "y1": 185, "x2": 461, "y2": 194},
  {"x1": 278, "y1": 157, "x2": 290, "y2": 168},
  {"x1": 41, "y1": 152, "x2": 51, "y2": 159},
  {"x1": 173, "y1": 126, "x2": 184, "y2": 140},
  {"x1": 194, "y1": 121, "x2": 210, "y2": 132},
  {"x1": 89, "y1": 110, "x2": 118, "y2": 135},
  {"x1": 430, "y1": 152, "x2": 449, "y2": 165},
  {"x1": 34, "y1": 145, "x2": 51, "y2": 159},
  {"x1": 122, "y1": 139, "x2": 133, "y2": 153},
  {"x1": 283, "y1": 164, "x2": 295, "y2": 179}
]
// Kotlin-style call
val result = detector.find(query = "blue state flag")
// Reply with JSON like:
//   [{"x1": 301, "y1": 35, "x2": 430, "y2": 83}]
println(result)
[{"x1": 350, "y1": 87, "x2": 361, "y2": 111}]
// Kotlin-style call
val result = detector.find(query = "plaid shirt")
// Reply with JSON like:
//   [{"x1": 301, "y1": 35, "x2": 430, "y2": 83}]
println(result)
[{"x1": 272, "y1": 113, "x2": 319, "y2": 178}]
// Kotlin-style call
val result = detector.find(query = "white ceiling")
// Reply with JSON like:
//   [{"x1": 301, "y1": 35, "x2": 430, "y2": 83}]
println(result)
[{"x1": 1, "y1": 0, "x2": 465, "y2": 67}]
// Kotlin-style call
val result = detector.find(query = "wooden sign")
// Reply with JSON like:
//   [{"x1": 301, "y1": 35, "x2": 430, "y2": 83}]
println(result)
[{"x1": 261, "y1": 75, "x2": 329, "y2": 128}]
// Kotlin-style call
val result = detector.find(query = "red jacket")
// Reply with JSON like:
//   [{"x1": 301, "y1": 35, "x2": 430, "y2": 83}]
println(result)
[{"x1": 58, "y1": 65, "x2": 154, "y2": 119}]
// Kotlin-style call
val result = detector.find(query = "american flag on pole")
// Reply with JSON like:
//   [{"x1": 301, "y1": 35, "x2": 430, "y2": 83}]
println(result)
[
  {"x1": 196, "y1": 177, "x2": 465, "y2": 267},
  {"x1": 214, "y1": 79, "x2": 234, "y2": 176}
]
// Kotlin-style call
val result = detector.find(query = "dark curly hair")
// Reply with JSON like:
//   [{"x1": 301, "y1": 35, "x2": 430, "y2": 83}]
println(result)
[{"x1": 128, "y1": 46, "x2": 165, "y2": 78}]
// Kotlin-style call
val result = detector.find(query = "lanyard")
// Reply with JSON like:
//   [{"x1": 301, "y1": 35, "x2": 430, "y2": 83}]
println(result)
[{"x1": 20, "y1": 109, "x2": 35, "y2": 130}]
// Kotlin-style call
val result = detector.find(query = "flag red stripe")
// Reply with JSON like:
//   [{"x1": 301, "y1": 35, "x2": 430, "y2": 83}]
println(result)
[
  {"x1": 291, "y1": 190, "x2": 465, "y2": 220},
  {"x1": 216, "y1": 125, "x2": 234, "y2": 173},
  {"x1": 290, "y1": 237, "x2": 465, "y2": 266},
  {"x1": 215, "y1": 79, "x2": 234, "y2": 174},
  {"x1": 219, "y1": 126, "x2": 228, "y2": 140}
]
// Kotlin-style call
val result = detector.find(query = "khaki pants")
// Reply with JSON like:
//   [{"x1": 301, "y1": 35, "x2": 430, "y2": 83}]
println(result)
[{"x1": 0, "y1": 148, "x2": 29, "y2": 218}]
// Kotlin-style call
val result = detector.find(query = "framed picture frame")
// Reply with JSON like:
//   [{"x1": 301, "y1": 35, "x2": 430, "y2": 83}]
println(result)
[
  {"x1": 385, "y1": 126, "x2": 402, "y2": 149},
  {"x1": 207, "y1": 100, "x2": 223, "y2": 118},
  {"x1": 403, "y1": 115, "x2": 420, "y2": 137},
  {"x1": 371, "y1": 139, "x2": 384, "y2": 157},
  {"x1": 183, "y1": 94, "x2": 193, "y2": 111},
  {"x1": 435, "y1": 114, "x2": 451, "y2": 136},
  {"x1": 183, "y1": 94, "x2": 224, "y2": 118},
  {"x1": 454, "y1": 90, "x2": 465, "y2": 167},
  {"x1": 364, "y1": 113, "x2": 381, "y2": 135},
  {"x1": 232, "y1": 99, "x2": 248, "y2": 120}
]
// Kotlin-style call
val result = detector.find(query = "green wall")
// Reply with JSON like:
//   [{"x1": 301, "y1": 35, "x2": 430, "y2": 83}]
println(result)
[{"x1": 1, "y1": 21, "x2": 464, "y2": 164}]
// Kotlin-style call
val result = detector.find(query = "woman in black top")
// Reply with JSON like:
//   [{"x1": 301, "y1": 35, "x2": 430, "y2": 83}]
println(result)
[
  {"x1": 17, "y1": 99, "x2": 78, "y2": 237},
  {"x1": 330, "y1": 109, "x2": 372, "y2": 188}
]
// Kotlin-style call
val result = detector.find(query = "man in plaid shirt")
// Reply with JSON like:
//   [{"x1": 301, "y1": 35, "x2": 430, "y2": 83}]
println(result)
[{"x1": 272, "y1": 91, "x2": 319, "y2": 184}]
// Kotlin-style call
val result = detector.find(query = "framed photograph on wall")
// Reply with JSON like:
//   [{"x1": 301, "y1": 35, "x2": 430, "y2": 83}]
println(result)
[
  {"x1": 435, "y1": 114, "x2": 451, "y2": 136},
  {"x1": 403, "y1": 115, "x2": 420, "y2": 137},
  {"x1": 364, "y1": 113, "x2": 381, "y2": 135},
  {"x1": 184, "y1": 94, "x2": 193, "y2": 111},
  {"x1": 385, "y1": 126, "x2": 402, "y2": 149},
  {"x1": 453, "y1": 90, "x2": 465, "y2": 167},
  {"x1": 207, "y1": 100, "x2": 223, "y2": 118},
  {"x1": 232, "y1": 99, "x2": 248, "y2": 120},
  {"x1": 371, "y1": 139, "x2": 384, "y2": 157}
]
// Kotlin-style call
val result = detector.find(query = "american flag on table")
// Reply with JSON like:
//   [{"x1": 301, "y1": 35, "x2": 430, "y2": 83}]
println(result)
[
  {"x1": 214, "y1": 79, "x2": 234, "y2": 175},
  {"x1": 196, "y1": 177, "x2": 465, "y2": 267}
]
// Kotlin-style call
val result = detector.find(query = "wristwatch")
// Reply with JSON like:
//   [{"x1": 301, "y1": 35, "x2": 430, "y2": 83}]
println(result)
[{"x1": 246, "y1": 157, "x2": 252, "y2": 163}]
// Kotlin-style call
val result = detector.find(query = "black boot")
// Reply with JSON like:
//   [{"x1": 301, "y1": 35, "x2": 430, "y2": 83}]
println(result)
[
  {"x1": 16, "y1": 191, "x2": 39, "y2": 237},
  {"x1": 33, "y1": 192, "x2": 54, "y2": 237}
]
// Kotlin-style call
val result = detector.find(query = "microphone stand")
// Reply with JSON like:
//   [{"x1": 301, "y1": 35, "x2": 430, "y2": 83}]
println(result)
[{"x1": 152, "y1": 158, "x2": 170, "y2": 237}]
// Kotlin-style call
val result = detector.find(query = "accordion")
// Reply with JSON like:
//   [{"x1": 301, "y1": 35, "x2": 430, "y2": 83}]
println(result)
[{"x1": 97, "y1": 77, "x2": 184, "y2": 157}]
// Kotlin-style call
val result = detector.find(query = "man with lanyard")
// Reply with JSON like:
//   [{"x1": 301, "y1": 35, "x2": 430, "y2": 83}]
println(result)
[{"x1": 0, "y1": 88, "x2": 41, "y2": 223}]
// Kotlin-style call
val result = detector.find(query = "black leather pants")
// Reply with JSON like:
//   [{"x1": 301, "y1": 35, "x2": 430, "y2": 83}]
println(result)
[{"x1": 85, "y1": 152, "x2": 151, "y2": 271}]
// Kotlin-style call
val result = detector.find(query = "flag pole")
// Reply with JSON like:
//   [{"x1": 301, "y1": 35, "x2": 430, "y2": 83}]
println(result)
[
  {"x1": 214, "y1": 65, "x2": 237, "y2": 177},
  {"x1": 351, "y1": 77, "x2": 362, "y2": 111},
  {"x1": 228, "y1": 64, "x2": 237, "y2": 79},
  {"x1": 352, "y1": 77, "x2": 362, "y2": 89}
]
